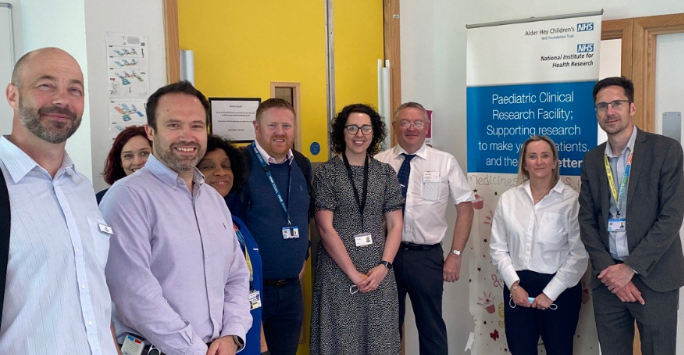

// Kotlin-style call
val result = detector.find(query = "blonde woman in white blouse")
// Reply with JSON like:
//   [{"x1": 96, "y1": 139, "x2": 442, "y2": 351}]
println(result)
[{"x1": 490, "y1": 135, "x2": 588, "y2": 355}]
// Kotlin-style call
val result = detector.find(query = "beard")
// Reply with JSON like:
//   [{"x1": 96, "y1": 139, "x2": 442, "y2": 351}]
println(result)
[
  {"x1": 18, "y1": 99, "x2": 81, "y2": 144},
  {"x1": 153, "y1": 139, "x2": 205, "y2": 174}
]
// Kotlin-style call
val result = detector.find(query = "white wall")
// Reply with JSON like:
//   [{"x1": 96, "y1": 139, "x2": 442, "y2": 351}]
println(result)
[
  {"x1": 84, "y1": 0, "x2": 167, "y2": 191},
  {"x1": 400, "y1": 1, "x2": 684, "y2": 353}
]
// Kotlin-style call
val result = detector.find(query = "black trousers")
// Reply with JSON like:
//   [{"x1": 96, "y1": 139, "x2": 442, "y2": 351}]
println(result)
[
  {"x1": 503, "y1": 270, "x2": 582, "y2": 355},
  {"x1": 394, "y1": 244, "x2": 448, "y2": 355},
  {"x1": 262, "y1": 278, "x2": 304, "y2": 355}
]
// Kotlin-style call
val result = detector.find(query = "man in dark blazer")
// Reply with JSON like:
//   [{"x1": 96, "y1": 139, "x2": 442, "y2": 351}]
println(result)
[{"x1": 579, "y1": 76, "x2": 684, "y2": 355}]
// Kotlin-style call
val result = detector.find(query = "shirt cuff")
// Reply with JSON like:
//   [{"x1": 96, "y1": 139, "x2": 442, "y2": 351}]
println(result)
[
  {"x1": 542, "y1": 277, "x2": 566, "y2": 301},
  {"x1": 501, "y1": 266, "x2": 519, "y2": 290}
]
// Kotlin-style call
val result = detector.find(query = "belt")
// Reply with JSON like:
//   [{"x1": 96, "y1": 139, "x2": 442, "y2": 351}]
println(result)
[
  {"x1": 400, "y1": 242, "x2": 441, "y2": 251},
  {"x1": 263, "y1": 278, "x2": 297, "y2": 287}
]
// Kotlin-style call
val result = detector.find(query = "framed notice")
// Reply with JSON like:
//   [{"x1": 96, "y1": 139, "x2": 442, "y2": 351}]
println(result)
[{"x1": 209, "y1": 98, "x2": 261, "y2": 142}]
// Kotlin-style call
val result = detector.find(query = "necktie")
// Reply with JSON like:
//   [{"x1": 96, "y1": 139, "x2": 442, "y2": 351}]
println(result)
[{"x1": 398, "y1": 153, "x2": 416, "y2": 198}]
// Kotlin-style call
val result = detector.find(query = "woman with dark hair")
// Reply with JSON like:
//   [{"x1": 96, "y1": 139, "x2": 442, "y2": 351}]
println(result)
[
  {"x1": 489, "y1": 135, "x2": 588, "y2": 354},
  {"x1": 197, "y1": 135, "x2": 267, "y2": 355},
  {"x1": 96, "y1": 125, "x2": 151, "y2": 203},
  {"x1": 310, "y1": 104, "x2": 403, "y2": 354}
]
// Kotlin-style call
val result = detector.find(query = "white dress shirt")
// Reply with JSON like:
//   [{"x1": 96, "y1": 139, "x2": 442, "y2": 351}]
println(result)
[
  {"x1": 489, "y1": 180, "x2": 588, "y2": 301},
  {"x1": 375, "y1": 144, "x2": 474, "y2": 245},
  {"x1": 0, "y1": 137, "x2": 117, "y2": 355},
  {"x1": 605, "y1": 127, "x2": 637, "y2": 261},
  {"x1": 254, "y1": 140, "x2": 293, "y2": 164}
]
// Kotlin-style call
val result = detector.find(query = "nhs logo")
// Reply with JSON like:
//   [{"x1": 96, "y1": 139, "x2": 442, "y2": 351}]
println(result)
[
  {"x1": 577, "y1": 43, "x2": 594, "y2": 53},
  {"x1": 577, "y1": 22, "x2": 594, "y2": 31}
]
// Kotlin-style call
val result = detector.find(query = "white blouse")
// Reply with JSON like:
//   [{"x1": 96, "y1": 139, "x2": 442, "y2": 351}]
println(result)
[{"x1": 489, "y1": 180, "x2": 588, "y2": 301}]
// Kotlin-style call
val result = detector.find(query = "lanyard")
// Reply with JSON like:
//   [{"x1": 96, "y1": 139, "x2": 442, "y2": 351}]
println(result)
[
  {"x1": 252, "y1": 142, "x2": 293, "y2": 226},
  {"x1": 604, "y1": 153, "x2": 633, "y2": 218},
  {"x1": 342, "y1": 153, "x2": 369, "y2": 229},
  {"x1": 233, "y1": 224, "x2": 254, "y2": 290}
]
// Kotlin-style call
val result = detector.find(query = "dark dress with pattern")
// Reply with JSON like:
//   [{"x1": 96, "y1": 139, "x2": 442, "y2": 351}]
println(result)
[{"x1": 310, "y1": 156, "x2": 404, "y2": 355}]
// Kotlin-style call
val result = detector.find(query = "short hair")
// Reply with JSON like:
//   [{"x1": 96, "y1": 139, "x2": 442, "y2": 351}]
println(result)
[
  {"x1": 393, "y1": 101, "x2": 429, "y2": 122},
  {"x1": 103, "y1": 125, "x2": 151, "y2": 185},
  {"x1": 10, "y1": 51, "x2": 34, "y2": 87},
  {"x1": 593, "y1": 76, "x2": 634, "y2": 102},
  {"x1": 203, "y1": 135, "x2": 247, "y2": 193},
  {"x1": 255, "y1": 98, "x2": 296, "y2": 122},
  {"x1": 146, "y1": 81, "x2": 209, "y2": 129},
  {"x1": 330, "y1": 103, "x2": 386, "y2": 156},
  {"x1": 517, "y1": 135, "x2": 560, "y2": 188}
]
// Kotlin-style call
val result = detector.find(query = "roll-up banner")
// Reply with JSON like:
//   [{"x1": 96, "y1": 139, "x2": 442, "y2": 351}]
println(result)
[{"x1": 466, "y1": 12, "x2": 602, "y2": 354}]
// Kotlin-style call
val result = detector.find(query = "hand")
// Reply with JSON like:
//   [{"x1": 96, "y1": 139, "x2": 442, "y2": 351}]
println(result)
[
  {"x1": 298, "y1": 261, "x2": 306, "y2": 281},
  {"x1": 348, "y1": 270, "x2": 368, "y2": 286},
  {"x1": 510, "y1": 284, "x2": 531, "y2": 308},
  {"x1": 206, "y1": 335, "x2": 238, "y2": 355},
  {"x1": 443, "y1": 253, "x2": 462, "y2": 282},
  {"x1": 613, "y1": 281, "x2": 645, "y2": 305},
  {"x1": 357, "y1": 265, "x2": 388, "y2": 293},
  {"x1": 598, "y1": 264, "x2": 634, "y2": 291},
  {"x1": 531, "y1": 292, "x2": 553, "y2": 310}
]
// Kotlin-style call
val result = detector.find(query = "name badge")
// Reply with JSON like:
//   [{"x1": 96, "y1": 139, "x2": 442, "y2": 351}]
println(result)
[
  {"x1": 423, "y1": 171, "x2": 440, "y2": 183},
  {"x1": 282, "y1": 226, "x2": 300, "y2": 239},
  {"x1": 98, "y1": 223, "x2": 113, "y2": 235},
  {"x1": 607, "y1": 218, "x2": 626, "y2": 232},
  {"x1": 121, "y1": 334, "x2": 145, "y2": 355},
  {"x1": 249, "y1": 290, "x2": 262, "y2": 310},
  {"x1": 354, "y1": 232, "x2": 373, "y2": 247}
]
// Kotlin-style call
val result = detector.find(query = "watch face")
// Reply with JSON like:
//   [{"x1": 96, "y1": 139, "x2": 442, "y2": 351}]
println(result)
[{"x1": 380, "y1": 261, "x2": 393, "y2": 270}]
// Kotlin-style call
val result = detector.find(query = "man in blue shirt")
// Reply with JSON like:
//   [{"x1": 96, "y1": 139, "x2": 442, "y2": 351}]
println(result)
[{"x1": 0, "y1": 47, "x2": 118, "y2": 354}]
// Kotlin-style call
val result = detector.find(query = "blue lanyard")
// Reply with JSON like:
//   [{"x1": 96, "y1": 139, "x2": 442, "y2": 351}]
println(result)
[
  {"x1": 252, "y1": 142, "x2": 293, "y2": 226},
  {"x1": 234, "y1": 225, "x2": 254, "y2": 290}
]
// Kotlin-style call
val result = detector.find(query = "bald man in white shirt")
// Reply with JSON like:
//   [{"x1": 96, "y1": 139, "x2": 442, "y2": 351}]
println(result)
[{"x1": 375, "y1": 102, "x2": 474, "y2": 355}]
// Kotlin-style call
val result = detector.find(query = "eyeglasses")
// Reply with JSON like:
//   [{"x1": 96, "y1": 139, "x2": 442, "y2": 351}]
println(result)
[
  {"x1": 595, "y1": 99, "x2": 630, "y2": 113},
  {"x1": 344, "y1": 124, "x2": 373, "y2": 135},
  {"x1": 398, "y1": 120, "x2": 426, "y2": 129}
]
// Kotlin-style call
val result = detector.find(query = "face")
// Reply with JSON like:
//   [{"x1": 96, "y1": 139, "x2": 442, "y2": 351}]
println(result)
[
  {"x1": 393, "y1": 107, "x2": 430, "y2": 153},
  {"x1": 344, "y1": 112, "x2": 373, "y2": 156},
  {"x1": 523, "y1": 140, "x2": 557, "y2": 182},
  {"x1": 254, "y1": 107, "x2": 295, "y2": 160},
  {"x1": 595, "y1": 85, "x2": 635, "y2": 136},
  {"x1": 120, "y1": 135, "x2": 151, "y2": 176},
  {"x1": 7, "y1": 49, "x2": 85, "y2": 144},
  {"x1": 146, "y1": 93, "x2": 207, "y2": 177},
  {"x1": 197, "y1": 149, "x2": 234, "y2": 198}
]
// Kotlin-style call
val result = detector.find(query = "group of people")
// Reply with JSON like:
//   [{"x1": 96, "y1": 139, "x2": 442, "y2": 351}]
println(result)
[{"x1": 0, "y1": 46, "x2": 681, "y2": 355}]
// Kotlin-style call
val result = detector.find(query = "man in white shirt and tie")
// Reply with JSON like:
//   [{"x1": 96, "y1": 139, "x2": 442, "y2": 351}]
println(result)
[{"x1": 375, "y1": 102, "x2": 474, "y2": 355}]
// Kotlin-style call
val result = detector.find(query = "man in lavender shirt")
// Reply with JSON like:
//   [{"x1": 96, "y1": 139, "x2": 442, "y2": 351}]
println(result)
[{"x1": 100, "y1": 81, "x2": 251, "y2": 355}]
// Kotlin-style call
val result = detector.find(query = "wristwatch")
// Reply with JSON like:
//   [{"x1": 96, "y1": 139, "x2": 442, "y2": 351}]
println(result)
[
  {"x1": 378, "y1": 260, "x2": 393, "y2": 270},
  {"x1": 451, "y1": 249, "x2": 462, "y2": 256}
]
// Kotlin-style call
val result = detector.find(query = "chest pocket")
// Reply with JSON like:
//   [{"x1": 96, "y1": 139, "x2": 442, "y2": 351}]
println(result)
[
  {"x1": 86, "y1": 217, "x2": 112, "y2": 269},
  {"x1": 536, "y1": 212, "x2": 566, "y2": 250},
  {"x1": 421, "y1": 171, "x2": 442, "y2": 201}
]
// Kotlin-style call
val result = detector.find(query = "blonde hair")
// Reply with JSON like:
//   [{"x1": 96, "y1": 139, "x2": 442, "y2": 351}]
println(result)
[{"x1": 517, "y1": 135, "x2": 560, "y2": 188}]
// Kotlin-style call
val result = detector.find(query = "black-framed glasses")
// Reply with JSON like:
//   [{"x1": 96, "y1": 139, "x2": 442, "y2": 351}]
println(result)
[
  {"x1": 595, "y1": 99, "x2": 630, "y2": 113},
  {"x1": 344, "y1": 124, "x2": 373, "y2": 135},
  {"x1": 399, "y1": 120, "x2": 426, "y2": 129}
]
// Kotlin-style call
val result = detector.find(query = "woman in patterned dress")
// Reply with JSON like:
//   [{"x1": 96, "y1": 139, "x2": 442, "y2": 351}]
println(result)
[{"x1": 310, "y1": 104, "x2": 404, "y2": 354}]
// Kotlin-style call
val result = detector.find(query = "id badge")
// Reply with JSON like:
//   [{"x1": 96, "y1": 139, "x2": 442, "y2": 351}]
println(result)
[
  {"x1": 98, "y1": 223, "x2": 113, "y2": 235},
  {"x1": 422, "y1": 171, "x2": 440, "y2": 183},
  {"x1": 121, "y1": 334, "x2": 145, "y2": 355},
  {"x1": 354, "y1": 232, "x2": 373, "y2": 247},
  {"x1": 282, "y1": 226, "x2": 300, "y2": 239},
  {"x1": 607, "y1": 218, "x2": 627, "y2": 232},
  {"x1": 249, "y1": 290, "x2": 262, "y2": 310}
]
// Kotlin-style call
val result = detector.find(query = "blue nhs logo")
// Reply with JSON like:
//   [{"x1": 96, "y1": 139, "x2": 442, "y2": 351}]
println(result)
[
  {"x1": 577, "y1": 22, "x2": 594, "y2": 31},
  {"x1": 577, "y1": 43, "x2": 594, "y2": 53}
]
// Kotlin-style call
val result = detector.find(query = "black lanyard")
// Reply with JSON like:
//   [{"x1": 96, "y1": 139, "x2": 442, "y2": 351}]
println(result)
[{"x1": 342, "y1": 154, "x2": 369, "y2": 228}]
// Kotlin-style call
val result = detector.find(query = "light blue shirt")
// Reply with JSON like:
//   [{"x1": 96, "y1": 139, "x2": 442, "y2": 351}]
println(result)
[
  {"x1": 605, "y1": 127, "x2": 638, "y2": 261},
  {"x1": 101, "y1": 155, "x2": 251, "y2": 355},
  {"x1": 0, "y1": 136, "x2": 117, "y2": 355}
]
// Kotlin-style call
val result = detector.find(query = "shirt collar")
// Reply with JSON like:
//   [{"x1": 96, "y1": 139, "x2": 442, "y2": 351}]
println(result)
[
  {"x1": 605, "y1": 126, "x2": 638, "y2": 158},
  {"x1": 392, "y1": 143, "x2": 428, "y2": 160},
  {"x1": 521, "y1": 179, "x2": 565, "y2": 199},
  {"x1": 254, "y1": 140, "x2": 293, "y2": 165},
  {"x1": 144, "y1": 154, "x2": 205, "y2": 188},
  {"x1": 0, "y1": 136, "x2": 78, "y2": 183}
]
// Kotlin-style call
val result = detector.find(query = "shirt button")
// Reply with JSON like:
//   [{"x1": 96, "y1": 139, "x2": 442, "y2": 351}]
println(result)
[
  {"x1": 173, "y1": 186, "x2": 178, "y2": 191},
  {"x1": 81, "y1": 284, "x2": 86, "y2": 289},
  {"x1": 88, "y1": 321, "x2": 93, "y2": 326},
  {"x1": 75, "y1": 247, "x2": 81, "y2": 253}
]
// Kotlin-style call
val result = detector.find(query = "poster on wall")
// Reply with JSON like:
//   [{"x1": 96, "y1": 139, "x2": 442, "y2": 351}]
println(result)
[
  {"x1": 210, "y1": 98, "x2": 261, "y2": 142},
  {"x1": 108, "y1": 100, "x2": 147, "y2": 140},
  {"x1": 106, "y1": 33, "x2": 150, "y2": 100},
  {"x1": 466, "y1": 13, "x2": 602, "y2": 354}
]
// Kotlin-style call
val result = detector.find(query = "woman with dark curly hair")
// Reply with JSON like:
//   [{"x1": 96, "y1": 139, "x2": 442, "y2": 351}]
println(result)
[
  {"x1": 310, "y1": 104, "x2": 404, "y2": 354},
  {"x1": 197, "y1": 135, "x2": 267, "y2": 355},
  {"x1": 96, "y1": 125, "x2": 151, "y2": 203}
]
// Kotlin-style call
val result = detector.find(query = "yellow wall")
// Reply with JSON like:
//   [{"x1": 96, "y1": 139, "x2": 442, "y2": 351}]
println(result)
[
  {"x1": 178, "y1": 2, "x2": 383, "y2": 354},
  {"x1": 178, "y1": 0, "x2": 328, "y2": 162}
]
